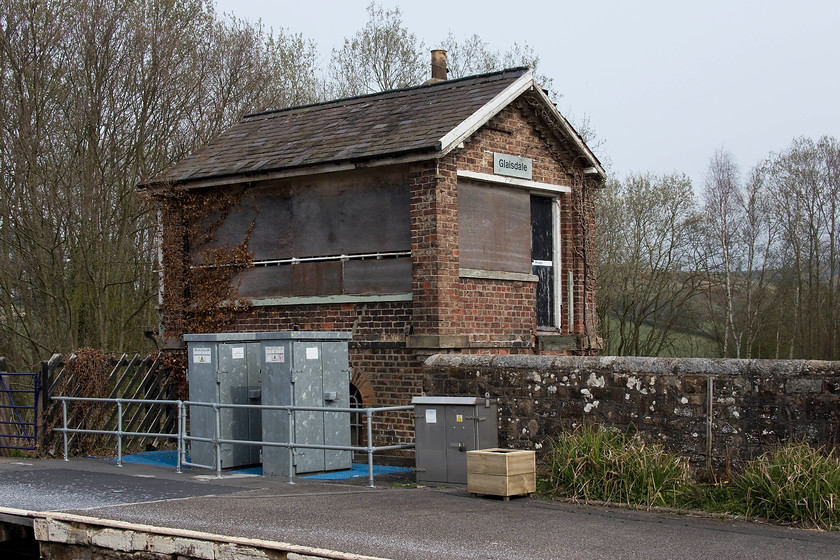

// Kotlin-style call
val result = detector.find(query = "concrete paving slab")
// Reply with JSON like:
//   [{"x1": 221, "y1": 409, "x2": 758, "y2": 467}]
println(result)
[
  {"x1": 72, "y1": 483, "x2": 840, "y2": 560},
  {"x1": 0, "y1": 467, "x2": 246, "y2": 511},
  {"x1": 1, "y1": 457, "x2": 839, "y2": 560}
]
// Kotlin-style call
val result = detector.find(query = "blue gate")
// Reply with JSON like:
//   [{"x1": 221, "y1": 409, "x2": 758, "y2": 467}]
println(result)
[{"x1": 0, "y1": 372, "x2": 39, "y2": 452}]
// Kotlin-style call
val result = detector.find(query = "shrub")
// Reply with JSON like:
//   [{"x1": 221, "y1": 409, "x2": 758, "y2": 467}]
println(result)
[
  {"x1": 49, "y1": 348, "x2": 112, "y2": 456},
  {"x1": 543, "y1": 424, "x2": 694, "y2": 508},
  {"x1": 542, "y1": 426, "x2": 840, "y2": 529},
  {"x1": 733, "y1": 443, "x2": 840, "y2": 529}
]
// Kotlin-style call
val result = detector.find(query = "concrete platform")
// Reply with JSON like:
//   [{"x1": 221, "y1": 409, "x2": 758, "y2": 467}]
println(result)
[{"x1": 1, "y1": 456, "x2": 839, "y2": 559}]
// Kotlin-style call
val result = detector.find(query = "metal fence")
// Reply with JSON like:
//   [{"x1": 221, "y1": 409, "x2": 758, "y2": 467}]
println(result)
[
  {"x1": 40, "y1": 353, "x2": 170, "y2": 456},
  {"x1": 0, "y1": 371, "x2": 40, "y2": 452},
  {"x1": 52, "y1": 396, "x2": 414, "y2": 487}
]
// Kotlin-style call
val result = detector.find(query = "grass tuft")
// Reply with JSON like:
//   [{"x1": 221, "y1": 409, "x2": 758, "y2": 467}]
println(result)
[
  {"x1": 542, "y1": 424, "x2": 693, "y2": 508},
  {"x1": 732, "y1": 443, "x2": 840, "y2": 529},
  {"x1": 540, "y1": 426, "x2": 840, "y2": 530}
]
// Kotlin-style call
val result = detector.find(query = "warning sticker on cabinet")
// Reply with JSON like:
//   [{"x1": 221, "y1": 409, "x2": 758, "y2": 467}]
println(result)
[
  {"x1": 231, "y1": 346, "x2": 245, "y2": 359},
  {"x1": 193, "y1": 347, "x2": 211, "y2": 364},
  {"x1": 456, "y1": 414, "x2": 464, "y2": 423},
  {"x1": 306, "y1": 347, "x2": 319, "y2": 360},
  {"x1": 425, "y1": 409, "x2": 437, "y2": 424},
  {"x1": 265, "y1": 346, "x2": 285, "y2": 363}
]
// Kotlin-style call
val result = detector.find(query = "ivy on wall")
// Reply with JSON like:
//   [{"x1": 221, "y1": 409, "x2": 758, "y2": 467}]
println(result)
[{"x1": 153, "y1": 186, "x2": 256, "y2": 339}]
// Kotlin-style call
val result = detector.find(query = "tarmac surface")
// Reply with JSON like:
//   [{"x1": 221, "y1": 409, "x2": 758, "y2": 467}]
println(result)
[{"x1": 2, "y1": 456, "x2": 840, "y2": 559}]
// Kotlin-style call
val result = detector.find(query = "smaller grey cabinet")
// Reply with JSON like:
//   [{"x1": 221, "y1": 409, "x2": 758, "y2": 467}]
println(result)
[{"x1": 412, "y1": 396, "x2": 498, "y2": 485}]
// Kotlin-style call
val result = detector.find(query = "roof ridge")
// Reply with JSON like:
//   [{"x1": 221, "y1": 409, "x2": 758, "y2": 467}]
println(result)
[{"x1": 243, "y1": 66, "x2": 531, "y2": 122}]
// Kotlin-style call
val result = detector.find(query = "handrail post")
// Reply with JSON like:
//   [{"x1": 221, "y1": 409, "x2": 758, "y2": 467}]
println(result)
[
  {"x1": 366, "y1": 408, "x2": 375, "y2": 488},
  {"x1": 214, "y1": 403, "x2": 222, "y2": 478},
  {"x1": 176, "y1": 401, "x2": 183, "y2": 474},
  {"x1": 287, "y1": 407, "x2": 295, "y2": 485},
  {"x1": 116, "y1": 399, "x2": 123, "y2": 467},
  {"x1": 706, "y1": 376, "x2": 714, "y2": 477},
  {"x1": 61, "y1": 398, "x2": 69, "y2": 461}
]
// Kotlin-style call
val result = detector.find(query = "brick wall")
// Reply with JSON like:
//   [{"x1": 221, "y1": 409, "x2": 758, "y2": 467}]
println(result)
[
  {"x1": 408, "y1": 146, "x2": 540, "y2": 344},
  {"x1": 455, "y1": 277, "x2": 535, "y2": 338},
  {"x1": 424, "y1": 354, "x2": 840, "y2": 476},
  {"x1": 408, "y1": 159, "x2": 453, "y2": 336},
  {"x1": 450, "y1": 98, "x2": 600, "y2": 347},
  {"x1": 230, "y1": 302, "x2": 411, "y2": 342},
  {"x1": 351, "y1": 346, "x2": 422, "y2": 450}
]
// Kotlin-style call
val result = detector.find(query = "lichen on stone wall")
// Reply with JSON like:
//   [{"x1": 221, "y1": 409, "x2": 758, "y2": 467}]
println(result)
[{"x1": 424, "y1": 354, "x2": 840, "y2": 476}]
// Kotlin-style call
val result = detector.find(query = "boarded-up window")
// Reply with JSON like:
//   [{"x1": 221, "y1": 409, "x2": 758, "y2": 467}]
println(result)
[
  {"x1": 457, "y1": 180, "x2": 531, "y2": 273},
  {"x1": 192, "y1": 167, "x2": 412, "y2": 298},
  {"x1": 236, "y1": 259, "x2": 412, "y2": 298}
]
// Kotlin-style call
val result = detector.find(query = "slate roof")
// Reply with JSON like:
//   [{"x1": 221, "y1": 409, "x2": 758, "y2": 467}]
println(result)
[{"x1": 141, "y1": 68, "x2": 534, "y2": 188}]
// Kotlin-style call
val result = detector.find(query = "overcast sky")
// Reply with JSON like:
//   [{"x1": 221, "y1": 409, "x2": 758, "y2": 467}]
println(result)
[{"x1": 214, "y1": 0, "x2": 839, "y2": 189}]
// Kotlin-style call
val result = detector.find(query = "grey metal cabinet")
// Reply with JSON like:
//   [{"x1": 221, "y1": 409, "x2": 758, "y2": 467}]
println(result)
[
  {"x1": 185, "y1": 331, "x2": 351, "y2": 475},
  {"x1": 412, "y1": 396, "x2": 498, "y2": 485},
  {"x1": 261, "y1": 332, "x2": 352, "y2": 477}
]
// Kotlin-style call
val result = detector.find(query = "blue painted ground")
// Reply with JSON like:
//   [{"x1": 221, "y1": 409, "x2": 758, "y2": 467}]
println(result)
[
  {"x1": 302, "y1": 463, "x2": 412, "y2": 480},
  {"x1": 112, "y1": 450, "x2": 412, "y2": 480},
  {"x1": 118, "y1": 449, "x2": 180, "y2": 467}
]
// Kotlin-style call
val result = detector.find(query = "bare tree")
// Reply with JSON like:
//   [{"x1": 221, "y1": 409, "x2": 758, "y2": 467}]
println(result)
[
  {"x1": 0, "y1": 0, "x2": 321, "y2": 369},
  {"x1": 733, "y1": 166, "x2": 780, "y2": 358},
  {"x1": 438, "y1": 33, "x2": 498, "y2": 79},
  {"x1": 596, "y1": 173, "x2": 702, "y2": 356},
  {"x1": 186, "y1": 15, "x2": 322, "y2": 148},
  {"x1": 698, "y1": 149, "x2": 783, "y2": 358},
  {"x1": 439, "y1": 32, "x2": 558, "y2": 100},
  {"x1": 700, "y1": 148, "x2": 742, "y2": 356},
  {"x1": 327, "y1": 6, "x2": 560, "y2": 99},
  {"x1": 764, "y1": 136, "x2": 840, "y2": 359},
  {"x1": 0, "y1": 0, "x2": 76, "y2": 365},
  {"x1": 600, "y1": 138, "x2": 838, "y2": 360},
  {"x1": 328, "y1": 2, "x2": 426, "y2": 97}
]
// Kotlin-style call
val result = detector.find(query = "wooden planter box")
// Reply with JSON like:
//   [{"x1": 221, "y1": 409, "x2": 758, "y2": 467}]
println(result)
[{"x1": 466, "y1": 448, "x2": 536, "y2": 500}]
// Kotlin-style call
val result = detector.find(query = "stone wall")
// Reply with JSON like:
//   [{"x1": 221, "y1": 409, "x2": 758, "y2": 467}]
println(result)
[
  {"x1": 34, "y1": 515, "x2": 307, "y2": 559},
  {"x1": 423, "y1": 354, "x2": 840, "y2": 475}
]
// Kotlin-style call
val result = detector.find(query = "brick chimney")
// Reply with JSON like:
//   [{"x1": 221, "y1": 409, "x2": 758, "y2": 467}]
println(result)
[{"x1": 429, "y1": 49, "x2": 447, "y2": 82}]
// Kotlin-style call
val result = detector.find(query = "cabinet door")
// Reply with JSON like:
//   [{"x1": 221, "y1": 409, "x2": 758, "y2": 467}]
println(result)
[
  {"x1": 415, "y1": 405, "x2": 447, "y2": 484},
  {"x1": 187, "y1": 344, "x2": 217, "y2": 468},
  {"x1": 219, "y1": 343, "x2": 253, "y2": 468},
  {"x1": 322, "y1": 341, "x2": 351, "y2": 471},
  {"x1": 444, "y1": 405, "x2": 477, "y2": 484},
  {"x1": 292, "y1": 342, "x2": 325, "y2": 473},
  {"x1": 260, "y1": 341, "x2": 293, "y2": 477}
]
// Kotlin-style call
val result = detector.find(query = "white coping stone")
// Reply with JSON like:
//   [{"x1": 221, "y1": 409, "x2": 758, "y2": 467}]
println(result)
[
  {"x1": 90, "y1": 528, "x2": 133, "y2": 552},
  {"x1": 148, "y1": 535, "x2": 216, "y2": 559},
  {"x1": 28, "y1": 511, "x2": 391, "y2": 560}
]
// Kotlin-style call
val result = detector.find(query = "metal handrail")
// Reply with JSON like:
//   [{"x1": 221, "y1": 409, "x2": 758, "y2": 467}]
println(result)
[{"x1": 51, "y1": 396, "x2": 414, "y2": 487}]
